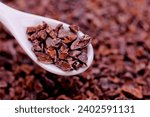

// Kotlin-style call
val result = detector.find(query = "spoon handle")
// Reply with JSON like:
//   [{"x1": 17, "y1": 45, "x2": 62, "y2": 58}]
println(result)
[
  {"x1": 0, "y1": 2, "x2": 11, "y2": 23},
  {"x1": 0, "y1": 2, "x2": 19, "y2": 33}
]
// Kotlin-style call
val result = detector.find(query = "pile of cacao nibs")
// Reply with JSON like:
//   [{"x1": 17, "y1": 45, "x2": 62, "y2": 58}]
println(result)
[
  {"x1": 26, "y1": 22, "x2": 91, "y2": 71},
  {"x1": 0, "y1": 0, "x2": 150, "y2": 100}
]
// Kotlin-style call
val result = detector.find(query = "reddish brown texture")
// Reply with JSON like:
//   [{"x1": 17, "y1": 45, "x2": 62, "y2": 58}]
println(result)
[
  {"x1": 0, "y1": 0, "x2": 150, "y2": 100},
  {"x1": 122, "y1": 84, "x2": 143, "y2": 99},
  {"x1": 69, "y1": 25, "x2": 80, "y2": 34},
  {"x1": 27, "y1": 22, "x2": 91, "y2": 71}
]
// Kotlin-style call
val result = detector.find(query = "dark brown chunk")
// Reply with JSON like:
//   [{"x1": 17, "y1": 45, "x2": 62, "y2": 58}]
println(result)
[
  {"x1": 58, "y1": 28, "x2": 77, "y2": 40},
  {"x1": 71, "y1": 35, "x2": 91, "y2": 50},
  {"x1": 36, "y1": 22, "x2": 47, "y2": 31},
  {"x1": 72, "y1": 61, "x2": 82, "y2": 70},
  {"x1": 37, "y1": 30, "x2": 47, "y2": 40},
  {"x1": 36, "y1": 52, "x2": 53, "y2": 64},
  {"x1": 48, "y1": 30, "x2": 57, "y2": 39},
  {"x1": 69, "y1": 25, "x2": 80, "y2": 34},
  {"x1": 45, "y1": 37, "x2": 54, "y2": 48},
  {"x1": 69, "y1": 50, "x2": 81, "y2": 57},
  {"x1": 28, "y1": 33, "x2": 38, "y2": 41},
  {"x1": 63, "y1": 34, "x2": 77, "y2": 44},
  {"x1": 122, "y1": 84, "x2": 143, "y2": 99},
  {"x1": 46, "y1": 47, "x2": 57, "y2": 62},
  {"x1": 55, "y1": 24, "x2": 63, "y2": 32},
  {"x1": 60, "y1": 44, "x2": 68, "y2": 52},
  {"x1": 46, "y1": 38, "x2": 61, "y2": 48},
  {"x1": 58, "y1": 51, "x2": 68, "y2": 60},
  {"x1": 31, "y1": 44, "x2": 42, "y2": 52},
  {"x1": 45, "y1": 25, "x2": 53, "y2": 34},
  {"x1": 78, "y1": 52, "x2": 88, "y2": 63},
  {"x1": 26, "y1": 27, "x2": 36, "y2": 34},
  {"x1": 56, "y1": 61, "x2": 72, "y2": 71}
]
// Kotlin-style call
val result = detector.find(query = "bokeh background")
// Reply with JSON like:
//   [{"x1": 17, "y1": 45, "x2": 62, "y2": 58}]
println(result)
[{"x1": 0, "y1": 0, "x2": 150, "y2": 99}]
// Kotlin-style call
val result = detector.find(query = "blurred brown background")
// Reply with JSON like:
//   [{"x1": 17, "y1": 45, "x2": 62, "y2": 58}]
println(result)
[{"x1": 0, "y1": 0, "x2": 150, "y2": 100}]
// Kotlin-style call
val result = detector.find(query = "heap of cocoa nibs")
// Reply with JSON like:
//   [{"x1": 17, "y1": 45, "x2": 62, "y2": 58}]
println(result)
[{"x1": 26, "y1": 22, "x2": 92, "y2": 71}]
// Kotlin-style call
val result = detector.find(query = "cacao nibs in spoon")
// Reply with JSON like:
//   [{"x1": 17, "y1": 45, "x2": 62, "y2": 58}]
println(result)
[{"x1": 26, "y1": 22, "x2": 92, "y2": 71}]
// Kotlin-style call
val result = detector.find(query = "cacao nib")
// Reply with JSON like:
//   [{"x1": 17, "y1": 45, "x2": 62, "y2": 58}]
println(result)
[{"x1": 71, "y1": 35, "x2": 91, "y2": 50}]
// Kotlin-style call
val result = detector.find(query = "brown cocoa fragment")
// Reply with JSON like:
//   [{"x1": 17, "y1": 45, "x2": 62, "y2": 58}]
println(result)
[
  {"x1": 46, "y1": 38, "x2": 61, "y2": 48},
  {"x1": 72, "y1": 61, "x2": 82, "y2": 70},
  {"x1": 122, "y1": 84, "x2": 143, "y2": 99},
  {"x1": 32, "y1": 44, "x2": 42, "y2": 52},
  {"x1": 55, "y1": 24, "x2": 63, "y2": 32},
  {"x1": 36, "y1": 52, "x2": 53, "y2": 64},
  {"x1": 58, "y1": 28, "x2": 77, "y2": 40},
  {"x1": 34, "y1": 80, "x2": 43, "y2": 93},
  {"x1": 45, "y1": 37, "x2": 54, "y2": 48},
  {"x1": 57, "y1": 61, "x2": 72, "y2": 71},
  {"x1": 69, "y1": 25, "x2": 80, "y2": 34},
  {"x1": 78, "y1": 52, "x2": 88, "y2": 63},
  {"x1": 69, "y1": 50, "x2": 81, "y2": 57},
  {"x1": 58, "y1": 52, "x2": 68, "y2": 60},
  {"x1": 63, "y1": 34, "x2": 77, "y2": 44},
  {"x1": 46, "y1": 47, "x2": 57, "y2": 61},
  {"x1": 71, "y1": 35, "x2": 91, "y2": 50},
  {"x1": 48, "y1": 30, "x2": 57, "y2": 39},
  {"x1": 36, "y1": 22, "x2": 47, "y2": 31},
  {"x1": 60, "y1": 44, "x2": 68, "y2": 52},
  {"x1": 28, "y1": 33, "x2": 38, "y2": 41},
  {"x1": 0, "y1": 81, "x2": 7, "y2": 88},
  {"x1": 37, "y1": 30, "x2": 47, "y2": 40},
  {"x1": 45, "y1": 25, "x2": 53, "y2": 34},
  {"x1": 26, "y1": 27, "x2": 36, "y2": 34}
]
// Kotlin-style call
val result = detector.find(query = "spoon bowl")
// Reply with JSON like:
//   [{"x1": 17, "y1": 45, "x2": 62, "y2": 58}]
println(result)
[{"x1": 0, "y1": 2, "x2": 94, "y2": 76}]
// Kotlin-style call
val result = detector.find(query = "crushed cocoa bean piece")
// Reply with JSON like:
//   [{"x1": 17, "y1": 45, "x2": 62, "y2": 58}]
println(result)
[
  {"x1": 46, "y1": 37, "x2": 61, "y2": 48},
  {"x1": 46, "y1": 47, "x2": 57, "y2": 61},
  {"x1": 72, "y1": 61, "x2": 82, "y2": 70},
  {"x1": 0, "y1": 81, "x2": 7, "y2": 88},
  {"x1": 122, "y1": 84, "x2": 143, "y2": 99},
  {"x1": 48, "y1": 30, "x2": 57, "y2": 39},
  {"x1": 58, "y1": 51, "x2": 68, "y2": 60},
  {"x1": 45, "y1": 37, "x2": 54, "y2": 48},
  {"x1": 71, "y1": 34, "x2": 91, "y2": 50},
  {"x1": 36, "y1": 52, "x2": 53, "y2": 64},
  {"x1": 34, "y1": 80, "x2": 43, "y2": 93},
  {"x1": 58, "y1": 28, "x2": 71, "y2": 38},
  {"x1": 32, "y1": 44, "x2": 42, "y2": 52},
  {"x1": 56, "y1": 61, "x2": 73, "y2": 71},
  {"x1": 78, "y1": 52, "x2": 88, "y2": 63},
  {"x1": 69, "y1": 25, "x2": 80, "y2": 34},
  {"x1": 69, "y1": 50, "x2": 81, "y2": 57},
  {"x1": 63, "y1": 35, "x2": 77, "y2": 44},
  {"x1": 26, "y1": 27, "x2": 36, "y2": 34},
  {"x1": 37, "y1": 30, "x2": 47, "y2": 40}
]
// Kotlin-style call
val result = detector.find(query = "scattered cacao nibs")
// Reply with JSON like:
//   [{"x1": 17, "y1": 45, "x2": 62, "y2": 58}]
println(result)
[
  {"x1": 1, "y1": 0, "x2": 150, "y2": 100},
  {"x1": 26, "y1": 22, "x2": 92, "y2": 71}
]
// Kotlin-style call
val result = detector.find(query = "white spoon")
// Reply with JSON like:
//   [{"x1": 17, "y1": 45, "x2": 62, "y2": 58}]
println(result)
[{"x1": 0, "y1": 2, "x2": 94, "y2": 76}]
